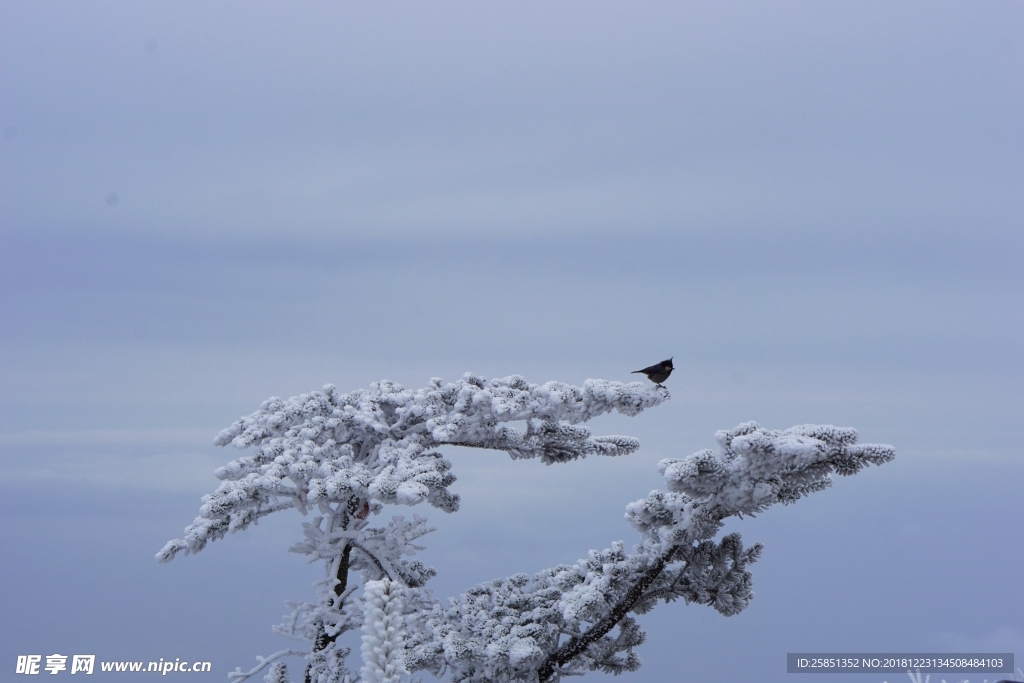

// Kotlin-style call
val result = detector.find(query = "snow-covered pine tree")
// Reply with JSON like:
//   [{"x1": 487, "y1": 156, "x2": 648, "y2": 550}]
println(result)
[{"x1": 158, "y1": 373, "x2": 893, "y2": 682}]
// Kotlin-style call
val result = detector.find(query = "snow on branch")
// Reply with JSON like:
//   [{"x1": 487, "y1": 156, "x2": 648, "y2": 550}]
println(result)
[
  {"x1": 360, "y1": 579, "x2": 408, "y2": 683},
  {"x1": 158, "y1": 375, "x2": 666, "y2": 564},
  {"x1": 411, "y1": 421, "x2": 894, "y2": 683}
]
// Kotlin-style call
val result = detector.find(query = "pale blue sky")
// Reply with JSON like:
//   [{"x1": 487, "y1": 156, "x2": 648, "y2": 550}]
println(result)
[{"x1": 1, "y1": 2, "x2": 1022, "y2": 681}]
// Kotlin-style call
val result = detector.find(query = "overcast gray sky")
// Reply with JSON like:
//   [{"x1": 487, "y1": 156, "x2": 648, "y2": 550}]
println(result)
[{"x1": 1, "y1": 2, "x2": 1022, "y2": 682}]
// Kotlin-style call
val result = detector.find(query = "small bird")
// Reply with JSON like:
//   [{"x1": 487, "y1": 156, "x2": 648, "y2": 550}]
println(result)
[{"x1": 633, "y1": 358, "x2": 674, "y2": 385}]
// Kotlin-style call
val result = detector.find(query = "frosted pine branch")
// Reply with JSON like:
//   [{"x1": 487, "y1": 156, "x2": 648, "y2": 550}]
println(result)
[
  {"x1": 413, "y1": 421, "x2": 893, "y2": 682},
  {"x1": 360, "y1": 579, "x2": 408, "y2": 683},
  {"x1": 159, "y1": 375, "x2": 665, "y2": 564}
]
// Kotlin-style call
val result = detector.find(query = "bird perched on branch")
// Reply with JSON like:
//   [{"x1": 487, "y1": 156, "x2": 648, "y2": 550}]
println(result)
[{"x1": 633, "y1": 358, "x2": 674, "y2": 385}]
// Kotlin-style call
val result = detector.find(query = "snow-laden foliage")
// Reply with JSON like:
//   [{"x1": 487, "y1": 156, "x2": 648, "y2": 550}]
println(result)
[
  {"x1": 159, "y1": 373, "x2": 892, "y2": 683},
  {"x1": 161, "y1": 374, "x2": 665, "y2": 683},
  {"x1": 360, "y1": 579, "x2": 407, "y2": 683},
  {"x1": 412, "y1": 421, "x2": 894, "y2": 683}
]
